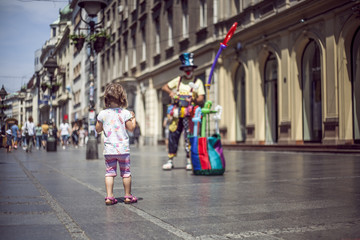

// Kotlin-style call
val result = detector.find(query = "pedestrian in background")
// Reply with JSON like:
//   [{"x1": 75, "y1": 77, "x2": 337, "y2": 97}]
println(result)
[
  {"x1": 24, "y1": 116, "x2": 35, "y2": 153},
  {"x1": 79, "y1": 126, "x2": 85, "y2": 147},
  {"x1": 51, "y1": 122, "x2": 58, "y2": 146},
  {"x1": 162, "y1": 109, "x2": 172, "y2": 151},
  {"x1": 10, "y1": 123, "x2": 19, "y2": 149},
  {"x1": 21, "y1": 123, "x2": 27, "y2": 150},
  {"x1": 59, "y1": 118, "x2": 71, "y2": 150},
  {"x1": 96, "y1": 83, "x2": 137, "y2": 205},
  {"x1": 41, "y1": 121, "x2": 49, "y2": 150},
  {"x1": 5, "y1": 129, "x2": 13, "y2": 153},
  {"x1": 35, "y1": 123, "x2": 42, "y2": 150},
  {"x1": 72, "y1": 122, "x2": 79, "y2": 148},
  {"x1": 133, "y1": 121, "x2": 141, "y2": 147}
]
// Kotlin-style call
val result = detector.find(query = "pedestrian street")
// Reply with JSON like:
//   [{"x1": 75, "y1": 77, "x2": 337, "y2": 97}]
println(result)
[{"x1": 1, "y1": 145, "x2": 360, "y2": 239}]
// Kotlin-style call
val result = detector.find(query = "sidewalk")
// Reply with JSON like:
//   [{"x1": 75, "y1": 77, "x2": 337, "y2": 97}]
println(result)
[
  {"x1": 222, "y1": 142, "x2": 360, "y2": 154},
  {"x1": 1, "y1": 145, "x2": 360, "y2": 239}
]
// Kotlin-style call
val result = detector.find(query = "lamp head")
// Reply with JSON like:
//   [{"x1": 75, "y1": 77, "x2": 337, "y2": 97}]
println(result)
[
  {"x1": 44, "y1": 56, "x2": 58, "y2": 75},
  {"x1": 0, "y1": 85, "x2": 7, "y2": 100},
  {"x1": 78, "y1": 0, "x2": 108, "y2": 18}
]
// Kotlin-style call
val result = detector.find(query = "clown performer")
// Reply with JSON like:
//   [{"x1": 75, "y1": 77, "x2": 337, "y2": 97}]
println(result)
[{"x1": 161, "y1": 53, "x2": 205, "y2": 170}]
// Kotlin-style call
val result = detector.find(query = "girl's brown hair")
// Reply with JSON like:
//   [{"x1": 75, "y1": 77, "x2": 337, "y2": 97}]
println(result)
[{"x1": 104, "y1": 83, "x2": 128, "y2": 108}]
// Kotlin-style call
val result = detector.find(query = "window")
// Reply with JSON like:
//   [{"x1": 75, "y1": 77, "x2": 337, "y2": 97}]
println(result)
[
  {"x1": 118, "y1": 40, "x2": 122, "y2": 75},
  {"x1": 52, "y1": 27, "x2": 56, "y2": 37},
  {"x1": 132, "y1": 36, "x2": 136, "y2": 67},
  {"x1": 124, "y1": 40, "x2": 129, "y2": 72},
  {"x1": 141, "y1": 28, "x2": 146, "y2": 61},
  {"x1": 155, "y1": 18, "x2": 160, "y2": 54},
  {"x1": 167, "y1": 9, "x2": 173, "y2": 47},
  {"x1": 200, "y1": 0, "x2": 207, "y2": 28},
  {"x1": 73, "y1": 63, "x2": 81, "y2": 79},
  {"x1": 213, "y1": 0, "x2": 218, "y2": 24},
  {"x1": 74, "y1": 90, "x2": 81, "y2": 106},
  {"x1": 182, "y1": 0, "x2": 189, "y2": 38}
]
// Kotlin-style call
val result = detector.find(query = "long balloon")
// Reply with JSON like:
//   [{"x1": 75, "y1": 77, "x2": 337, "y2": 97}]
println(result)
[{"x1": 206, "y1": 22, "x2": 238, "y2": 90}]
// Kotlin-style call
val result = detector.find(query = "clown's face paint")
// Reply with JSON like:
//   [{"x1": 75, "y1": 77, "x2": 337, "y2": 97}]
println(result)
[{"x1": 183, "y1": 67, "x2": 194, "y2": 79}]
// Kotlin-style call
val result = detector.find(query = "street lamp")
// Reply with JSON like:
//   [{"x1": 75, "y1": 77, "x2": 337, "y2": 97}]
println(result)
[
  {"x1": 78, "y1": 0, "x2": 108, "y2": 159},
  {"x1": 44, "y1": 56, "x2": 58, "y2": 152},
  {"x1": 78, "y1": 0, "x2": 107, "y2": 18}
]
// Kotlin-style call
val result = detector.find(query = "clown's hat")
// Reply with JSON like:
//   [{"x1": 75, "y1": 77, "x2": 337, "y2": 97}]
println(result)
[{"x1": 179, "y1": 53, "x2": 197, "y2": 70}]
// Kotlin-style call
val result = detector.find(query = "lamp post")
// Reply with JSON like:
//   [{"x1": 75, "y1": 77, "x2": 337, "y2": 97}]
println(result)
[
  {"x1": 0, "y1": 85, "x2": 8, "y2": 147},
  {"x1": 77, "y1": 0, "x2": 108, "y2": 159},
  {"x1": 44, "y1": 56, "x2": 58, "y2": 152},
  {"x1": 35, "y1": 71, "x2": 41, "y2": 124}
]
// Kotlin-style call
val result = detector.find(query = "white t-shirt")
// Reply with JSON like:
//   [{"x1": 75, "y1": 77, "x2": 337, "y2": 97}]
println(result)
[
  {"x1": 24, "y1": 122, "x2": 35, "y2": 136},
  {"x1": 97, "y1": 108, "x2": 132, "y2": 155},
  {"x1": 59, "y1": 122, "x2": 70, "y2": 136}
]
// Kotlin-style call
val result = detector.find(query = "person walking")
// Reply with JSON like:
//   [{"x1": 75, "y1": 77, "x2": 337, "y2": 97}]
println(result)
[
  {"x1": 79, "y1": 126, "x2": 85, "y2": 147},
  {"x1": 163, "y1": 108, "x2": 172, "y2": 151},
  {"x1": 5, "y1": 129, "x2": 13, "y2": 153},
  {"x1": 24, "y1": 116, "x2": 35, "y2": 153},
  {"x1": 35, "y1": 123, "x2": 42, "y2": 150},
  {"x1": 51, "y1": 122, "x2": 59, "y2": 146},
  {"x1": 71, "y1": 122, "x2": 80, "y2": 148},
  {"x1": 96, "y1": 83, "x2": 137, "y2": 205},
  {"x1": 10, "y1": 123, "x2": 19, "y2": 149},
  {"x1": 161, "y1": 52, "x2": 205, "y2": 170},
  {"x1": 59, "y1": 119, "x2": 71, "y2": 150},
  {"x1": 41, "y1": 121, "x2": 49, "y2": 150},
  {"x1": 133, "y1": 121, "x2": 141, "y2": 147},
  {"x1": 21, "y1": 123, "x2": 27, "y2": 150}
]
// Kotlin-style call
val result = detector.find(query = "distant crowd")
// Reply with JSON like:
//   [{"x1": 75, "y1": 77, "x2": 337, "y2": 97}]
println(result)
[{"x1": 2, "y1": 116, "x2": 88, "y2": 153}]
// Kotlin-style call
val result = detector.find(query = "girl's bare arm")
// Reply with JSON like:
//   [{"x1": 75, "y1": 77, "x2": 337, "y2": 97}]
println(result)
[
  {"x1": 95, "y1": 121, "x2": 103, "y2": 133},
  {"x1": 125, "y1": 111, "x2": 136, "y2": 132}
]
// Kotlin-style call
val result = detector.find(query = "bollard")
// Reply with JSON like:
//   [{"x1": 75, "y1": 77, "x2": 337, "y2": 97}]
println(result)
[
  {"x1": 86, "y1": 135, "x2": 98, "y2": 159},
  {"x1": 47, "y1": 135, "x2": 57, "y2": 152}
]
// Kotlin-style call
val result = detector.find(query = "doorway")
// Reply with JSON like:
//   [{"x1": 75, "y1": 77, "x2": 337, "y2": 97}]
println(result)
[
  {"x1": 264, "y1": 52, "x2": 278, "y2": 144},
  {"x1": 352, "y1": 28, "x2": 360, "y2": 143},
  {"x1": 302, "y1": 39, "x2": 322, "y2": 142},
  {"x1": 234, "y1": 64, "x2": 246, "y2": 142}
]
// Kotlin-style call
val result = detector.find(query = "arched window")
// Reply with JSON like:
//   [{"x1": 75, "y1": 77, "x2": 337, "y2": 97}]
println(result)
[
  {"x1": 302, "y1": 39, "x2": 322, "y2": 142},
  {"x1": 352, "y1": 28, "x2": 360, "y2": 143},
  {"x1": 264, "y1": 52, "x2": 278, "y2": 144},
  {"x1": 234, "y1": 64, "x2": 246, "y2": 142}
]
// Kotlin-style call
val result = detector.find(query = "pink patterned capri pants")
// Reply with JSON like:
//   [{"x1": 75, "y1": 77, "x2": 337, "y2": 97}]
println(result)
[{"x1": 104, "y1": 154, "x2": 131, "y2": 178}]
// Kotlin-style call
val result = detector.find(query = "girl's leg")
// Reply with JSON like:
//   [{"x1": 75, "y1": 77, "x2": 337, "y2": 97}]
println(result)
[
  {"x1": 123, "y1": 176, "x2": 132, "y2": 197},
  {"x1": 104, "y1": 155, "x2": 118, "y2": 203},
  {"x1": 105, "y1": 176, "x2": 115, "y2": 198}
]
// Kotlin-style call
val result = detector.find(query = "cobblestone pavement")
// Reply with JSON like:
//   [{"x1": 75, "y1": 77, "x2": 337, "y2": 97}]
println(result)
[{"x1": 1, "y1": 144, "x2": 360, "y2": 240}]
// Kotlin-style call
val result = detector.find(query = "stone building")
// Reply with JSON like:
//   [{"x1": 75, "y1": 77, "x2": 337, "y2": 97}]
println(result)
[{"x1": 97, "y1": 0, "x2": 360, "y2": 146}]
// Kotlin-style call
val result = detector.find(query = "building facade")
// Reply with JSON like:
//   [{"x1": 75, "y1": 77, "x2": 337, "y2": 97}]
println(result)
[
  {"x1": 6, "y1": 0, "x2": 360, "y2": 148},
  {"x1": 97, "y1": 0, "x2": 360, "y2": 146}
]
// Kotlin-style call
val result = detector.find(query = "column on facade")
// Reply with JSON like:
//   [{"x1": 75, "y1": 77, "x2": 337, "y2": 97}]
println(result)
[
  {"x1": 144, "y1": 79, "x2": 159, "y2": 145},
  {"x1": 278, "y1": 35, "x2": 291, "y2": 143},
  {"x1": 323, "y1": 21, "x2": 339, "y2": 143}
]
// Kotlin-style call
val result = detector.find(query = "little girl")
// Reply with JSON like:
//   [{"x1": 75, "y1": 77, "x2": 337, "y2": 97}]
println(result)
[{"x1": 96, "y1": 83, "x2": 137, "y2": 205}]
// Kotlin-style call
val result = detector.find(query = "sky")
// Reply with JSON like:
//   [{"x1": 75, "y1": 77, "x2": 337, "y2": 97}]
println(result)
[{"x1": 0, "y1": 0, "x2": 69, "y2": 94}]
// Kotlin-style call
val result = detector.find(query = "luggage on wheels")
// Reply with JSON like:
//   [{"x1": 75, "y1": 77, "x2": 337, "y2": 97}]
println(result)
[{"x1": 189, "y1": 102, "x2": 225, "y2": 175}]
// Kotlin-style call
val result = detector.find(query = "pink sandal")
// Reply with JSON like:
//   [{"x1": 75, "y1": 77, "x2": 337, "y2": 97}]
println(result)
[
  {"x1": 105, "y1": 197, "x2": 118, "y2": 205},
  {"x1": 124, "y1": 195, "x2": 138, "y2": 204}
]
